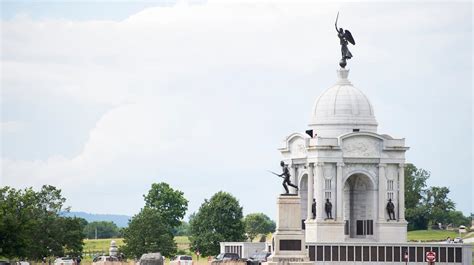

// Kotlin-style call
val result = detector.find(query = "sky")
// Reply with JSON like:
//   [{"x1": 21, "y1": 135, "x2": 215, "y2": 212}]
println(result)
[{"x1": 1, "y1": 1, "x2": 472, "y2": 220}]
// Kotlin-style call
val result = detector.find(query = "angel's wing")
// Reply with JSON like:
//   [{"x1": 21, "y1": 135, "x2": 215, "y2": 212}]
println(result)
[{"x1": 344, "y1": 30, "x2": 355, "y2": 45}]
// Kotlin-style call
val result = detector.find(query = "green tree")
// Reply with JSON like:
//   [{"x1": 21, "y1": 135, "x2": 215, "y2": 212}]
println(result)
[
  {"x1": 123, "y1": 182, "x2": 188, "y2": 258},
  {"x1": 0, "y1": 185, "x2": 84, "y2": 260},
  {"x1": 84, "y1": 221, "x2": 121, "y2": 239},
  {"x1": 144, "y1": 182, "x2": 188, "y2": 228},
  {"x1": 173, "y1": 221, "x2": 190, "y2": 236},
  {"x1": 189, "y1": 192, "x2": 245, "y2": 256},
  {"x1": 404, "y1": 164, "x2": 431, "y2": 230},
  {"x1": 60, "y1": 217, "x2": 88, "y2": 257},
  {"x1": 405, "y1": 205, "x2": 430, "y2": 231},
  {"x1": 425, "y1": 186, "x2": 455, "y2": 225},
  {"x1": 243, "y1": 213, "x2": 275, "y2": 241},
  {"x1": 122, "y1": 208, "x2": 176, "y2": 258},
  {"x1": 404, "y1": 164, "x2": 429, "y2": 209},
  {"x1": 445, "y1": 211, "x2": 470, "y2": 227}
]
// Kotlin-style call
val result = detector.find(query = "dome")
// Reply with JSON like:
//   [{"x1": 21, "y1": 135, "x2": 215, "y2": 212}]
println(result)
[{"x1": 309, "y1": 69, "x2": 378, "y2": 137}]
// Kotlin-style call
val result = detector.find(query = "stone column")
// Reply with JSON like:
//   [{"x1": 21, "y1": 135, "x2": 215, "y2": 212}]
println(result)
[
  {"x1": 315, "y1": 162, "x2": 324, "y2": 221},
  {"x1": 398, "y1": 164, "x2": 405, "y2": 220},
  {"x1": 378, "y1": 164, "x2": 387, "y2": 221},
  {"x1": 306, "y1": 163, "x2": 314, "y2": 221},
  {"x1": 336, "y1": 162, "x2": 344, "y2": 221},
  {"x1": 290, "y1": 164, "x2": 298, "y2": 194}
]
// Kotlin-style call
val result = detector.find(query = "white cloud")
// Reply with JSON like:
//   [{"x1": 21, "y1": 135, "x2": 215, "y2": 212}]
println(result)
[
  {"x1": 0, "y1": 121, "x2": 26, "y2": 134},
  {"x1": 1, "y1": 2, "x2": 472, "y2": 216}
]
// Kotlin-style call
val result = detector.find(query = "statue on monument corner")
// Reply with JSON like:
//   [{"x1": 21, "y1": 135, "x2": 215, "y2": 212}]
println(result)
[
  {"x1": 312, "y1": 199, "x2": 316, "y2": 219},
  {"x1": 268, "y1": 161, "x2": 299, "y2": 194},
  {"x1": 335, "y1": 12, "x2": 355, "y2": 68},
  {"x1": 386, "y1": 198, "x2": 396, "y2": 220},
  {"x1": 325, "y1": 198, "x2": 333, "y2": 219}
]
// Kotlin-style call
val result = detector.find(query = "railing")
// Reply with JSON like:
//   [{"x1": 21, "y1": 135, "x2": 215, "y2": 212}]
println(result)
[{"x1": 306, "y1": 242, "x2": 472, "y2": 264}]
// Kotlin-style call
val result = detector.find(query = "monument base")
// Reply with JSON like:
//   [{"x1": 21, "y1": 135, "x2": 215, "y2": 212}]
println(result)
[
  {"x1": 376, "y1": 220, "x2": 408, "y2": 242},
  {"x1": 266, "y1": 195, "x2": 312, "y2": 265},
  {"x1": 305, "y1": 219, "x2": 345, "y2": 243}
]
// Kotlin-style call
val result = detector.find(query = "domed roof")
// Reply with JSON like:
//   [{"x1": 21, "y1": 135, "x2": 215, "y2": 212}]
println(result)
[{"x1": 309, "y1": 69, "x2": 378, "y2": 137}]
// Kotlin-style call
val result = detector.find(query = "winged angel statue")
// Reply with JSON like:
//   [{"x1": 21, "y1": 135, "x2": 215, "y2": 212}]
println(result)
[{"x1": 335, "y1": 12, "x2": 355, "y2": 68}]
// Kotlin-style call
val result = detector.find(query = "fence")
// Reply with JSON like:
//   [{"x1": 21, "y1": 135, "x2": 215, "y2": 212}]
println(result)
[{"x1": 306, "y1": 242, "x2": 472, "y2": 265}]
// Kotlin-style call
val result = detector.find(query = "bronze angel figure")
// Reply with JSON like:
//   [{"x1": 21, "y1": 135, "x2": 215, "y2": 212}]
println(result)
[{"x1": 335, "y1": 12, "x2": 355, "y2": 68}]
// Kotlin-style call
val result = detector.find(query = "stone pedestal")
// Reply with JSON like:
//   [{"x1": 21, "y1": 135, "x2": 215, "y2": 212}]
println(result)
[
  {"x1": 376, "y1": 220, "x2": 408, "y2": 243},
  {"x1": 305, "y1": 219, "x2": 345, "y2": 243},
  {"x1": 266, "y1": 195, "x2": 312, "y2": 265}
]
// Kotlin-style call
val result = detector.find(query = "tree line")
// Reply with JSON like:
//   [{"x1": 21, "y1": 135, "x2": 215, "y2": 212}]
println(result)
[
  {"x1": 0, "y1": 185, "x2": 86, "y2": 260},
  {"x1": 404, "y1": 163, "x2": 470, "y2": 230},
  {"x1": 3, "y1": 163, "x2": 467, "y2": 260},
  {"x1": 121, "y1": 183, "x2": 275, "y2": 258}
]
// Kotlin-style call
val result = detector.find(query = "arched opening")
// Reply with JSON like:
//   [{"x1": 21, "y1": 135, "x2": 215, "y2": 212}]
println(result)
[
  {"x1": 299, "y1": 174, "x2": 308, "y2": 229},
  {"x1": 343, "y1": 173, "x2": 375, "y2": 239}
]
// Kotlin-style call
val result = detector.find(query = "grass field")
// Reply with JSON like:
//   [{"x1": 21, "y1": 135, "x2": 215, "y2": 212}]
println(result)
[
  {"x1": 407, "y1": 230, "x2": 461, "y2": 242},
  {"x1": 85, "y1": 232, "x2": 471, "y2": 251},
  {"x1": 84, "y1": 237, "x2": 190, "y2": 253},
  {"x1": 83, "y1": 237, "x2": 210, "y2": 265},
  {"x1": 84, "y1": 238, "x2": 125, "y2": 253}
]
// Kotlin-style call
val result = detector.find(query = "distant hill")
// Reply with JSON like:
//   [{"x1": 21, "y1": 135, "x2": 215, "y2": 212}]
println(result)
[{"x1": 61, "y1": 211, "x2": 131, "y2": 227}]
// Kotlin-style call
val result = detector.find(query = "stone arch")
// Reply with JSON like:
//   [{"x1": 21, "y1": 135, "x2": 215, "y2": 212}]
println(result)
[
  {"x1": 343, "y1": 173, "x2": 376, "y2": 239},
  {"x1": 342, "y1": 169, "x2": 376, "y2": 188}
]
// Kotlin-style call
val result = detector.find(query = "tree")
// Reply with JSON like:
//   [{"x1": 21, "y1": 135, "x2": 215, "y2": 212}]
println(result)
[
  {"x1": 425, "y1": 186, "x2": 455, "y2": 225},
  {"x1": 173, "y1": 221, "x2": 190, "y2": 236},
  {"x1": 144, "y1": 183, "x2": 188, "y2": 228},
  {"x1": 0, "y1": 185, "x2": 85, "y2": 260},
  {"x1": 445, "y1": 211, "x2": 470, "y2": 227},
  {"x1": 243, "y1": 213, "x2": 275, "y2": 241},
  {"x1": 84, "y1": 221, "x2": 121, "y2": 239},
  {"x1": 122, "y1": 208, "x2": 176, "y2": 258},
  {"x1": 189, "y1": 192, "x2": 245, "y2": 256},
  {"x1": 59, "y1": 217, "x2": 88, "y2": 257},
  {"x1": 123, "y1": 182, "x2": 188, "y2": 258},
  {"x1": 404, "y1": 164, "x2": 429, "y2": 209},
  {"x1": 404, "y1": 164, "x2": 431, "y2": 230},
  {"x1": 405, "y1": 205, "x2": 430, "y2": 231}
]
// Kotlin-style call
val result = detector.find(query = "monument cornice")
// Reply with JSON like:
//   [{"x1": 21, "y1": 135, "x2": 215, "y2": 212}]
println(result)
[{"x1": 343, "y1": 158, "x2": 380, "y2": 164}]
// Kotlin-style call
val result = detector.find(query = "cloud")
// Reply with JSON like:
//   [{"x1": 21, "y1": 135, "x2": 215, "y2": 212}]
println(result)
[
  {"x1": 1, "y1": 2, "x2": 472, "y2": 216},
  {"x1": 0, "y1": 121, "x2": 26, "y2": 134}
]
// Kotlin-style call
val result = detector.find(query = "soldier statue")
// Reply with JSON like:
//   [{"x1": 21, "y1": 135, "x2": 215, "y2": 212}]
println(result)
[
  {"x1": 386, "y1": 198, "x2": 396, "y2": 220},
  {"x1": 335, "y1": 12, "x2": 355, "y2": 68},
  {"x1": 311, "y1": 199, "x2": 316, "y2": 219},
  {"x1": 325, "y1": 198, "x2": 333, "y2": 219},
  {"x1": 278, "y1": 161, "x2": 298, "y2": 194}
]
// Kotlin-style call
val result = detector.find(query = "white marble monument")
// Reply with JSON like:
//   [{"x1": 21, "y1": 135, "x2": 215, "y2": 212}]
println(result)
[{"x1": 279, "y1": 68, "x2": 408, "y2": 243}]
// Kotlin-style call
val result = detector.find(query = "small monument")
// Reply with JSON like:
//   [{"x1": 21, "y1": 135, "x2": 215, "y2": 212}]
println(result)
[{"x1": 109, "y1": 240, "x2": 118, "y2": 257}]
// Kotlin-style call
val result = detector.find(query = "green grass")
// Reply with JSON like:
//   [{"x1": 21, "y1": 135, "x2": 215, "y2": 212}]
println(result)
[
  {"x1": 84, "y1": 238, "x2": 125, "y2": 253},
  {"x1": 83, "y1": 237, "x2": 212, "y2": 265},
  {"x1": 407, "y1": 230, "x2": 460, "y2": 242}
]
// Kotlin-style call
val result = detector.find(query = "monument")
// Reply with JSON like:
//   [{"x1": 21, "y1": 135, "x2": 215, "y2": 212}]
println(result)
[
  {"x1": 247, "y1": 13, "x2": 471, "y2": 265},
  {"x1": 276, "y1": 13, "x2": 408, "y2": 243}
]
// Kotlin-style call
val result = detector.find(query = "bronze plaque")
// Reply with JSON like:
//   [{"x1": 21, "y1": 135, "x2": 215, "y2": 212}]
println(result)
[{"x1": 279, "y1": 240, "x2": 301, "y2": 251}]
